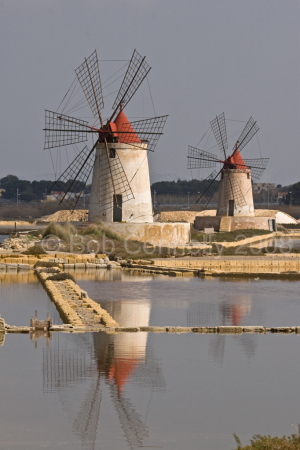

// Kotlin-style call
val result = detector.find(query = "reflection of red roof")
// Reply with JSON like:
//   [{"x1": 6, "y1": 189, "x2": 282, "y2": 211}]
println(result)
[
  {"x1": 230, "y1": 305, "x2": 242, "y2": 326},
  {"x1": 108, "y1": 358, "x2": 138, "y2": 395},
  {"x1": 109, "y1": 109, "x2": 141, "y2": 144}
]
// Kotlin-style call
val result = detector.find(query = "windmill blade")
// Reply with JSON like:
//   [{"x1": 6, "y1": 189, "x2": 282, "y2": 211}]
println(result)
[
  {"x1": 75, "y1": 50, "x2": 104, "y2": 119},
  {"x1": 187, "y1": 145, "x2": 219, "y2": 169},
  {"x1": 238, "y1": 158, "x2": 269, "y2": 180},
  {"x1": 119, "y1": 115, "x2": 168, "y2": 152},
  {"x1": 233, "y1": 117, "x2": 259, "y2": 153},
  {"x1": 110, "y1": 49, "x2": 151, "y2": 121},
  {"x1": 109, "y1": 384, "x2": 148, "y2": 448},
  {"x1": 193, "y1": 169, "x2": 221, "y2": 208},
  {"x1": 72, "y1": 376, "x2": 102, "y2": 449},
  {"x1": 210, "y1": 113, "x2": 228, "y2": 158},
  {"x1": 49, "y1": 144, "x2": 97, "y2": 211},
  {"x1": 224, "y1": 172, "x2": 247, "y2": 208},
  {"x1": 44, "y1": 110, "x2": 89, "y2": 149},
  {"x1": 96, "y1": 149, "x2": 134, "y2": 217}
]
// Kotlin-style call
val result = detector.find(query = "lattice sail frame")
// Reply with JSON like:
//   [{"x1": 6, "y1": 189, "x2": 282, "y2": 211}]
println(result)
[
  {"x1": 120, "y1": 115, "x2": 168, "y2": 152},
  {"x1": 210, "y1": 113, "x2": 228, "y2": 157},
  {"x1": 237, "y1": 158, "x2": 269, "y2": 180},
  {"x1": 49, "y1": 145, "x2": 96, "y2": 211},
  {"x1": 75, "y1": 49, "x2": 104, "y2": 117},
  {"x1": 44, "y1": 111, "x2": 89, "y2": 149},
  {"x1": 187, "y1": 146, "x2": 218, "y2": 169},
  {"x1": 96, "y1": 150, "x2": 135, "y2": 216},
  {"x1": 112, "y1": 49, "x2": 151, "y2": 113},
  {"x1": 233, "y1": 116, "x2": 259, "y2": 153},
  {"x1": 193, "y1": 170, "x2": 220, "y2": 207}
]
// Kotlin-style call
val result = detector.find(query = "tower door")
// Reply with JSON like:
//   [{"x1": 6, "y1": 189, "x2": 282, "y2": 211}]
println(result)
[
  {"x1": 228, "y1": 200, "x2": 234, "y2": 216},
  {"x1": 113, "y1": 195, "x2": 122, "y2": 222}
]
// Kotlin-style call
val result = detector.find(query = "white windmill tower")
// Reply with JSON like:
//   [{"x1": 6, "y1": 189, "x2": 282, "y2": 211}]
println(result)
[
  {"x1": 44, "y1": 50, "x2": 168, "y2": 223},
  {"x1": 187, "y1": 113, "x2": 269, "y2": 217}
]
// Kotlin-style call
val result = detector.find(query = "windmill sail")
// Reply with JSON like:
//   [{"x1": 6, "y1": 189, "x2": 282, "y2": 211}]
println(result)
[
  {"x1": 242, "y1": 158, "x2": 268, "y2": 179},
  {"x1": 119, "y1": 115, "x2": 168, "y2": 152},
  {"x1": 110, "y1": 49, "x2": 151, "y2": 121},
  {"x1": 193, "y1": 169, "x2": 221, "y2": 207},
  {"x1": 210, "y1": 113, "x2": 228, "y2": 158},
  {"x1": 44, "y1": 111, "x2": 89, "y2": 149},
  {"x1": 233, "y1": 117, "x2": 259, "y2": 153},
  {"x1": 49, "y1": 144, "x2": 96, "y2": 211},
  {"x1": 75, "y1": 50, "x2": 104, "y2": 119},
  {"x1": 187, "y1": 146, "x2": 219, "y2": 169}
]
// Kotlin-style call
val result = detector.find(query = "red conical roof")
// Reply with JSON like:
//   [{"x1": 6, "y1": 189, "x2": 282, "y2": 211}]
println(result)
[
  {"x1": 109, "y1": 107, "x2": 141, "y2": 144},
  {"x1": 225, "y1": 147, "x2": 248, "y2": 171},
  {"x1": 231, "y1": 148, "x2": 247, "y2": 168}
]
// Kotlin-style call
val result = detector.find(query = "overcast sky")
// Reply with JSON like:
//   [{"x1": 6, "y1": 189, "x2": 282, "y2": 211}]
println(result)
[{"x1": 0, "y1": 0, "x2": 299, "y2": 186}]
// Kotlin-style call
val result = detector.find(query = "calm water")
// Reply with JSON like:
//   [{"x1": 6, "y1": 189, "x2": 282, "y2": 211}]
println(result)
[
  {"x1": 0, "y1": 271, "x2": 299, "y2": 449},
  {"x1": 74, "y1": 270, "x2": 300, "y2": 328},
  {"x1": 0, "y1": 271, "x2": 62, "y2": 326}
]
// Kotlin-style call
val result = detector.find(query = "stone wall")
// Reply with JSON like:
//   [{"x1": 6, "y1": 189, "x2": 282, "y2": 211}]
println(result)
[
  {"x1": 104, "y1": 222, "x2": 190, "y2": 246},
  {"x1": 194, "y1": 215, "x2": 273, "y2": 232}
]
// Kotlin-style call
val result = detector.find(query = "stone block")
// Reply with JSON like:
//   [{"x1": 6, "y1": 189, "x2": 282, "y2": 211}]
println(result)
[
  {"x1": 0, "y1": 264, "x2": 6, "y2": 270},
  {"x1": 192, "y1": 327, "x2": 217, "y2": 333},
  {"x1": 17, "y1": 264, "x2": 30, "y2": 270},
  {"x1": 6, "y1": 263, "x2": 18, "y2": 270},
  {"x1": 270, "y1": 327, "x2": 293, "y2": 333},
  {"x1": 0, "y1": 318, "x2": 5, "y2": 331},
  {"x1": 114, "y1": 327, "x2": 140, "y2": 332},
  {"x1": 63, "y1": 264, "x2": 75, "y2": 269},
  {"x1": 166, "y1": 327, "x2": 192, "y2": 333},
  {"x1": 168, "y1": 271, "x2": 182, "y2": 277},
  {"x1": 218, "y1": 326, "x2": 243, "y2": 334},
  {"x1": 243, "y1": 326, "x2": 266, "y2": 333},
  {"x1": 74, "y1": 263, "x2": 85, "y2": 269},
  {"x1": 139, "y1": 326, "x2": 166, "y2": 333},
  {"x1": 86, "y1": 263, "x2": 96, "y2": 268}
]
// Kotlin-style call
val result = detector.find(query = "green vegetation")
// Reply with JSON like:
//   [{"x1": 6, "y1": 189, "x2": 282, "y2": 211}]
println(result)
[
  {"x1": 42, "y1": 222, "x2": 77, "y2": 243},
  {"x1": 22, "y1": 245, "x2": 46, "y2": 255},
  {"x1": 0, "y1": 175, "x2": 88, "y2": 202},
  {"x1": 47, "y1": 272, "x2": 76, "y2": 282},
  {"x1": 285, "y1": 181, "x2": 300, "y2": 206},
  {"x1": 151, "y1": 178, "x2": 219, "y2": 195},
  {"x1": 34, "y1": 261, "x2": 60, "y2": 269},
  {"x1": 79, "y1": 223, "x2": 124, "y2": 242},
  {"x1": 233, "y1": 428, "x2": 300, "y2": 449}
]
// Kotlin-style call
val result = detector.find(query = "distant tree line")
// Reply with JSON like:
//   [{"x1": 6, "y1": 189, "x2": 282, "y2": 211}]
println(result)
[
  {"x1": 284, "y1": 181, "x2": 300, "y2": 205},
  {"x1": 0, "y1": 175, "x2": 90, "y2": 202},
  {"x1": 0, "y1": 175, "x2": 299, "y2": 205},
  {"x1": 151, "y1": 179, "x2": 219, "y2": 196}
]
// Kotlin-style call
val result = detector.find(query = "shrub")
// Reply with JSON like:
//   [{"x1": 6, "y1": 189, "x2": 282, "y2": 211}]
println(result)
[
  {"x1": 233, "y1": 427, "x2": 300, "y2": 449},
  {"x1": 42, "y1": 222, "x2": 77, "y2": 243},
  {"x1": 22, "y1": 245, "x2": 46, "y2": 255},
  {"x1": 34, "y1": 261, "x2": 60, "y2": 268},
  {"x1": 47, "y1": 272, "x2": 75, "y2": 282},
  {"x1": 79, "y1": 222, "x2": 123, "y2": 242}
]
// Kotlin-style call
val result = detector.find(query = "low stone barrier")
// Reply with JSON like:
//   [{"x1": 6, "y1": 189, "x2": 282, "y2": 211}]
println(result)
[{"x1": 36, "y1": 269, "x2": 118, "y2": 328}]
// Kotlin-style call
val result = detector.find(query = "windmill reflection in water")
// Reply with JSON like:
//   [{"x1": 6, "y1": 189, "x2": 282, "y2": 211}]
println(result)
[{"x1": 42, "y1": 300, "x2": 165, "y2": 450}]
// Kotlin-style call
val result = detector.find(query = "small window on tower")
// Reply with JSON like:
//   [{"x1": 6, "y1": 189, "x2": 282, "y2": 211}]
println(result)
[
  {"x1": 109, "y1": 148, "x2": 116, "y2": 158},
  {"x1": 247, "y1": 173, "x2": 250, "y2": 179}
]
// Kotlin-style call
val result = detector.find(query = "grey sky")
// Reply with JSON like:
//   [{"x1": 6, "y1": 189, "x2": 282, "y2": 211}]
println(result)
[{"x1": 0, "y1": 0, "x2": 299, "y2": 186}]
